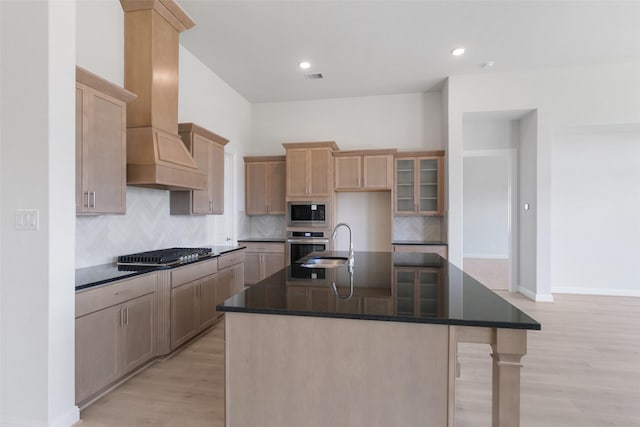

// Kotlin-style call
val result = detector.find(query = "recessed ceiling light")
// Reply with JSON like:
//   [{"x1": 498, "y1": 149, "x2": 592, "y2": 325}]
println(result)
[
  {"x1": 299, "y1": 61, "x2": 311, "y2": 70},
  {"x1": 451, "y1": 47, "x2": 465, "y2": 57}
]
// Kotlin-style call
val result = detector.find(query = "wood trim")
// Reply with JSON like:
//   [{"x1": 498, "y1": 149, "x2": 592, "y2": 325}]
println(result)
[
  {"x1": 282, "y1": 141, "x2": 339, "y2": 150},
  {"x1": 178, "y1": 123, "x2": 229, "y2": 146},
  {"x1": 244, "y1": 155, "x2": 286, "y2": 163},
  {"x1": 395, "y1": 150, "x2": 445, "y2": 158},
  {"x1": 76, "y1": 66, "x2": 137, "y2": 103},
  {"x1": 119, "y1": 0, "x2": 195, "y2": 32},
  {"x1": 333, "y1": 148, "x2": 397, "y2": 157}
]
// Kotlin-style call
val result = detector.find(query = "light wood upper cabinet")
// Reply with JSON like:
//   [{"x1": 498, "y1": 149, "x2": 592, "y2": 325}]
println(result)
[
  {"x1": 283, "y1": 142, "x2": 338, "y2": 198},
  {"x1": 170, "y1": 123, "x2": 229, "y2": 215},
  {"x1": 76, "y1": 67, "x2": 136, "y2": 215},
  {"x1": 394, "y1": 151, "x2": 445, "y2": 216},
  {"x1": 245, "y1": 156, "x2": 286, "y2": 215},
  {"x1": 334, "y1": 150, "x2": 395, "y2": 191}
]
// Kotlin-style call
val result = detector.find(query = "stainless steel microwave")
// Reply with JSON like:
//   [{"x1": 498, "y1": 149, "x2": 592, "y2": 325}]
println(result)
[{"x1": 287, "y1": 201, "x2": 328, "y2": 227}]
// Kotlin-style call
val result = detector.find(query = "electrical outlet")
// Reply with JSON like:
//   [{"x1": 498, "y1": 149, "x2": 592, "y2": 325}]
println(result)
[{"x1": 15, "y1": 209, "x2": 39, "y2": 231}]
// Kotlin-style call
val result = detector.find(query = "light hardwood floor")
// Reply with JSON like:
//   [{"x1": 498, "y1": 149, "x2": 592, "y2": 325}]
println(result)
[{"x1": 80, "y1": 293, "x2": 640, "y2": 427}]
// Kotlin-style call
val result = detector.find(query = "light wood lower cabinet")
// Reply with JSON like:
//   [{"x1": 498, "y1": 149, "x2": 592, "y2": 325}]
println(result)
[
  {"x1": 75, "y1": 273, "x2": 158, "y2": 406},
  {"x1": 240, "y1": 242, "x2": 285, "y2": 285},
  {"x1": 216, "y1": 251, "x2": 246, "y2": 309},
  {"x1": 170, "y1": 273, "x2": 218, "y2": 350}
]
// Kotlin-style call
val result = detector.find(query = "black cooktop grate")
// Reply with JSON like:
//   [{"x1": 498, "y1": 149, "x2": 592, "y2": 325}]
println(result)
[{"x1": 117, "y1": 247, "x2": 212, "y2": 265}]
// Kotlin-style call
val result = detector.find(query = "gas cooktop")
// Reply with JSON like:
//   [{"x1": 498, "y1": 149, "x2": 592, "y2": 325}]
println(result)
[{"x1": 117, "y1": 247, "x2": 213, "y2": 267}]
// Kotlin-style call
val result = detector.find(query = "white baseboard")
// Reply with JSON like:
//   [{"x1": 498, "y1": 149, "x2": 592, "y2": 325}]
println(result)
[
  {"x1": 1, "y1": 406, "x2": 79, "y2": 427},
  {"x1": 518, "y1": 286, "x2": 554, "y2": 302},
  {"x1": 552, "y1": 287, "x2": 640, "y2": 297}
]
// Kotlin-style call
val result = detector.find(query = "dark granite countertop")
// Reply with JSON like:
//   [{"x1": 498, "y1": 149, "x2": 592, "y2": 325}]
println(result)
[
  {"x1": 218, "y1": 251, "x2": 540, "y2": 331},
  {"x1": 76, "y1": 245, "x2": 245, "y2": 291},
  {"x1": 392, "y1": 240, "x2": 447, "y2": 245},
  {"x1": 237, "y1": 237, "x2": 286, "y2": 243}
]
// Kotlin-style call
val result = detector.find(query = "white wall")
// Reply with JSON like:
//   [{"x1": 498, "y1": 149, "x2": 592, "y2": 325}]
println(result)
[
  {"x1": 75, "y1": 1, "x2": 252, "y2": 267},
  {"x1": 551, "y1": 127, "x2": 640, "y2": 296},
  {"x1": 335, "y1": 192, "x2": 391, "y2": 252},
  {"x1": 1, "y1": 2, "x2": 78, "y2": 426},
  {"x1": 250, "y1": 92, "x2": 442, "y2": 251},
  {"x1": 251, "y1": 91, "x2": 442, "y2": 153},
  {"x1": 463, "y1": 156, "x2": 509, "y2": 258},
  {"x1": 447, "y1": 61, "x2": 640, "y2": 300}
]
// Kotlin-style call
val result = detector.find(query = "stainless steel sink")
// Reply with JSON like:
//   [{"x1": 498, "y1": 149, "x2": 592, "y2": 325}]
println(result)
[{"x1": 300, "y1": 256, "x2": 348, "y2": 268}]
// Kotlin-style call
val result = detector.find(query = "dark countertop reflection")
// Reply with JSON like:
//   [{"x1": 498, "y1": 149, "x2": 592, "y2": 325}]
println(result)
[{"x1": 219, "y1": 251, "x2": 540, "y2": 330}]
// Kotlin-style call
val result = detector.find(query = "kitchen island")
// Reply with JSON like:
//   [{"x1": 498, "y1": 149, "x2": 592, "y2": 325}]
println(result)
[{"x1": 219, "y1": 252, "x2": 540, "y2": 427}]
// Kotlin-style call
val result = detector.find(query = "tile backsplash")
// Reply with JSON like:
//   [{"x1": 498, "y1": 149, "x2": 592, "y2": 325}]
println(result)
[
  {"x1": 245, "y1": 215, "x2": 286, "y2": 238},
  {"x1": 393, "y1": 216, "x2": 442, "y2": 241},
  {"x1": 76, "y1": 187, "x2": 212, "y2": 268}
]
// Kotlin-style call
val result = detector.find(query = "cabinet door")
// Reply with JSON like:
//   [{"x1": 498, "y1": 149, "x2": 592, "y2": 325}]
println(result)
[
  {"x1": 308, "y1": 287, "x2": 332, "y2": 312},
  {"x1": 230, "y1": 263, "x2": 245, "y2": 296},
  {"x1": 364, "y1": 155, "x2": 393, "y2": 190},
  {"x1": 267, "y1": 161, "x2": 286, "y2": 214},
  {"x1": 286, "y1": 149, "x2": 309, "y2": 196},
  {"x1": 170, "y1": 281, "x2": 199, "y2": 350},
  {"x1": 334, "y1": 297, "x2": 362, "y2": 314},
  {"x1": 216, "y1": 267, "x2": 232, "y2": 305},
  {"x1": 418, "y1": 270, "x2": 440, "y2": 317},
  {"x1": 263, "y1": 252, "x2": 285, "y2": 280},
  {"x1": 244, "y1": 252, "x2": 262, "y2": 285},
  {"x1": 395, "y1": 270, "x2": 416, "y2": 315},
  {"x1": 335, "y1": 156, "x2": 362, "y2": 190},
  {"x1": 199, "y1": 274, "x2": 218, "y2": 329},
  {"x1": 308, "y1": 148, "x2": 332, "y2": 196},
  {"x1": 191, "y1": 134, "x2": 212, "y2": 214},
  {"x1": 364, "y1": 297, "x2": 393, "y2": 315},
  {"x1": 417, "y1": 157, "x2": 442, "y2": 215},
  {"x1": 76, "y1": 84, "x2": 87, "y2": 212},
  {"x1": 75, "y1": 304, "x2": 121, "y2": 403},
  {"x1": 246, "y1": 162, "x2": 268, "y2": 215},
  {"x1": 395, "y1": 158, "x2": 417, "y2": 214},
  {"x1": 287, "y1": 287, "x2": 308, "y2": 310},
  {"x1": 81, "y1": 86, "x2": 127, "y2": 214},
  {"x1": 210, "y1": 142, "x2": 225, "y2": 214},
  {"x1": 121, "y1": 293, "x2": 157, "y2": 374}
]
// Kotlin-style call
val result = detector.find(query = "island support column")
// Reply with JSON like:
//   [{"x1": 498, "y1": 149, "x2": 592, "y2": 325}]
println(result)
[{"x1": 491, "y1": 329, "x2": 527, "y2": 427}]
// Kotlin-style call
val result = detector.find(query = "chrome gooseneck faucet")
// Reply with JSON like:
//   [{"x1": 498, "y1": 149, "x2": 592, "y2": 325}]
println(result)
[{"x1": 332, "y1": 222, "x2": 354, "y2": 268}]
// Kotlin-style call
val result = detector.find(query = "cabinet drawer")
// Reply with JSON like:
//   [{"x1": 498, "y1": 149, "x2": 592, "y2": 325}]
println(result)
[
  {"x1": 171, "y1": 258, "x2": 218, "y2": 288},
  {"x1": 76, "y1": 272, "x2": 157, "y2": 318},
  {"x1": 242, "y1": 242, "x2": 285, "y2": 254},
  {"x1": 218, "y1": 250, "x2": 246, "y2": 269}
]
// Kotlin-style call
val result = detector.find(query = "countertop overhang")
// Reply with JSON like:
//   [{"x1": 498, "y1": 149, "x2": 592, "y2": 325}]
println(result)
[{"x1": 218, "y1": 251, "x2": 541, "y2": 331}]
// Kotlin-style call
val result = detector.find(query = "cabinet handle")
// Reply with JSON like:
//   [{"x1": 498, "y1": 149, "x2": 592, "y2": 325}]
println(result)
[
  {"x1": 209, "y1": 200, "x2": 213, "y2": 211},
  {"x1": 90, "y1": 191, "x2": 96, "y2": 208},
  {"x1": 119, "y1": 309, "x2": 124, "y2": 327},
  {"x1": 124, "y1": 307, "x2": 128, "y2": 326},
  {"x1": 115, "y1": 290, "x2": 131, "y2": 296},
  {"x1": 83, "y1": 192, "x2": 90, "y2": 208}
]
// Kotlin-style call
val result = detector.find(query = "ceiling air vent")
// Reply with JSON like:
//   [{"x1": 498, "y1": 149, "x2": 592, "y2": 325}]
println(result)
[{"x1": 305, "y1": 73, "x2": 324, "y2": 80}]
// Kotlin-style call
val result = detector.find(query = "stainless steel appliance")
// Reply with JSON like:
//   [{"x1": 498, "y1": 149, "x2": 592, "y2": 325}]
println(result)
[
  {"x1": 287, "y1": 201, "x2": 328, "y2": 227},
  {"x1": 117, "y1": 247, "x2": 213, "y2": 267},
  {"x1": 286, "y1": 231, "x2": 329, "y2": 279}
]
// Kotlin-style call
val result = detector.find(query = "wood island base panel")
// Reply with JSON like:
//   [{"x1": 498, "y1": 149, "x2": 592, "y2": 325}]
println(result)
[{"x1": 218, "y1": 251, "x2": 539, "y2": 427}]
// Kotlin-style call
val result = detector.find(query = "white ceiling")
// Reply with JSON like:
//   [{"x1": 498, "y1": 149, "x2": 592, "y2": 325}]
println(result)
[{"x1": 177, "y1": 1, "x2": 640, "y2": 104}]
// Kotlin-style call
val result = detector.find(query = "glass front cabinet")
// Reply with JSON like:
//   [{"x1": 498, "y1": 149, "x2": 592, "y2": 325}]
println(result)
[{"x1": 394, "y1": 151, "x2": 444, "y2": 215}]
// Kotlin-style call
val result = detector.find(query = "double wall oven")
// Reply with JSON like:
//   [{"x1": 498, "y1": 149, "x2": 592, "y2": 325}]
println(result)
[{"x1": 286, "y1": 200, "x2": 332, "y2": 279}]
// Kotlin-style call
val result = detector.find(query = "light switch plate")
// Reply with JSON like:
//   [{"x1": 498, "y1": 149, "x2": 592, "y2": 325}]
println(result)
[{"x1": 15, "y1": 209, "x2": 39, "y2": 231}]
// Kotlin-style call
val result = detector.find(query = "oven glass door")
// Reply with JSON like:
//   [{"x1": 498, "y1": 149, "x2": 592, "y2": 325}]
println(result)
[{"x1": 289, "y1": 241, "x2": 327, "y2": 280}]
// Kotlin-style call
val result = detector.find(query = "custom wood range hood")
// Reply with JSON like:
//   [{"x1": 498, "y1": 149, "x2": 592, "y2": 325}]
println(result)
[{"x1": 119, "y1": 0, "x2": 206, "y2": 191}]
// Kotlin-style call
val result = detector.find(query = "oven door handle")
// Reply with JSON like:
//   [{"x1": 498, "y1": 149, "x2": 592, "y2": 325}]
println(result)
[{"x1": 287, "y1": 238, "x2": 330, "y2": 244}]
